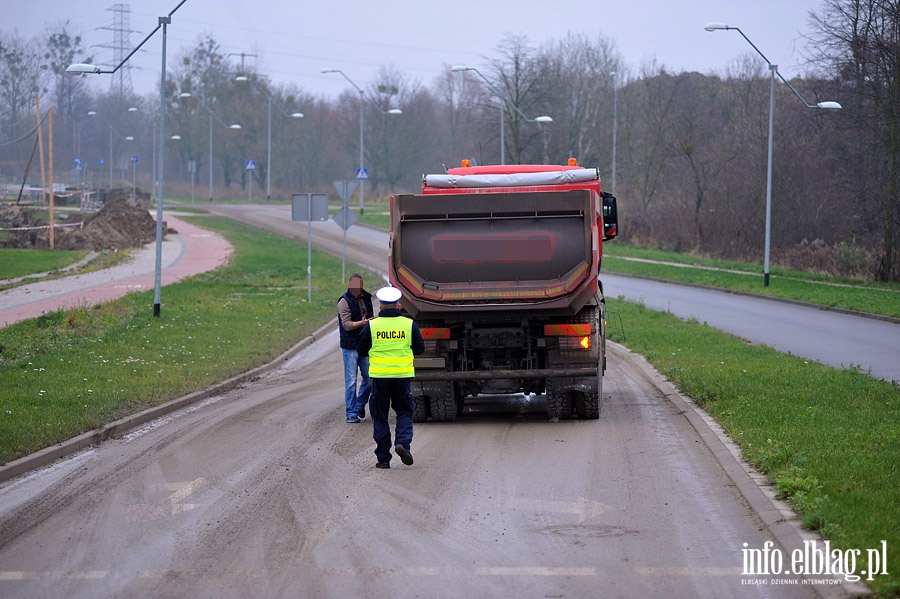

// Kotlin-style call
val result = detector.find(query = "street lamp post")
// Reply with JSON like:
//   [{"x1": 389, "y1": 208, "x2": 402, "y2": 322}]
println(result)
[
  {"x1": 450, "y1": 65, "x2": 553, "y2": 165},
  {"x1": 321, "y1": 68, "x2": 367, "y2": 212},
  {"x1": 67, "y1": 0, "x2": 187, "y2": 317},
  {"x1": 611, "y1": 71, "x2": 618, "y2": 196},
  {"x1": 180, "y1": 92, "x2": 242, "y2": 203},
  {"x1": 235, "y1": 76, "x2": 304, "y2": 200},
  {"x1": 705, "y1": 22, "x2": 842, "y2": 287}
]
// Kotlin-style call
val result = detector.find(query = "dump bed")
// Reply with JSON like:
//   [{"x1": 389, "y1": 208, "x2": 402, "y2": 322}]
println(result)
[{"x1": 389, "y1": 167, "x2": 605, "y2": 318}]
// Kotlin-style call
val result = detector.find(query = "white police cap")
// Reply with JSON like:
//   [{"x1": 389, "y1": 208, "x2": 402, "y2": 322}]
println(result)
[{"x1": 375, "y1": 286, "x2": 402, "y2": 303}]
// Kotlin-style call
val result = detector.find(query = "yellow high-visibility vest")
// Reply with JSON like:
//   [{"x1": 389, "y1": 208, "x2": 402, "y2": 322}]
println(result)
[{"x1": 368, "y1": 316, "x2": 415, "y2": 378}]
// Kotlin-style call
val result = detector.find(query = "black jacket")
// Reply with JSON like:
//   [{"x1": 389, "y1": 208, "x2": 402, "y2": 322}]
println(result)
[{"x1": 338, "y1": 288, "x2": 374, "y2": 350}]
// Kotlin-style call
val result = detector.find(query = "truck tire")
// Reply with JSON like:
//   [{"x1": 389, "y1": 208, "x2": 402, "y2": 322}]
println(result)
[
  {"x1": 546, "y1": 380, "x2": 574, "y2": 421},
  {"x1": 413, "y1": 395, "x2": 429, "y2": 422},
  {"x1": 429, "y1": 380, "x2": 457, "y2": 422},
  {"x1": 411, "y1": 380, "x2": 456, "y2": 422},
  {"x1": 412, "y1": 380, "x2": 431, "y2": 422},
  {"x1": 575, "y1": 389, "x2": 600, "y2": 419}
]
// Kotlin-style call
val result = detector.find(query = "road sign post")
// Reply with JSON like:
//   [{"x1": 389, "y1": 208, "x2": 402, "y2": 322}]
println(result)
[
  {"x1": 291, "y1": 193, "x2": 328, "y2": 302},
  {"x1": 356, "y1": 167, "x2": 368, "y2": 214},
  {"x1": 246, "y1": 160, "x2": 256, "y2": 201},
  {"x1": 131, "y1": 155, "x2": 139, "y2": 204},
  {"x1": 333, "y1": 180, "x2": 359, "y2": 281}
]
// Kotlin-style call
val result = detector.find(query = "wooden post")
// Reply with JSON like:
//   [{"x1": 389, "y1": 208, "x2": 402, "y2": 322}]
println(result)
[
  {"x1": 35, "y1": 94, "x2": 47, "y2": 207},
  {"x1": 48, "y1": 108, "x2": 55, "y2": 249}
]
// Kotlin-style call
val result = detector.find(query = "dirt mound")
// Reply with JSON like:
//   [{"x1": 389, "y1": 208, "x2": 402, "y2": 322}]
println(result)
[
  {"x1": 56, "y1": 199, "x2": 164, "y2": 251},
  {"x1": 0, "y1": 196, "x2": 168, "y2": 251}
]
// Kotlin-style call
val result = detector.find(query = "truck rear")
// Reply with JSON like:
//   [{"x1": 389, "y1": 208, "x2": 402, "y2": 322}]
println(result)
[{"x1": 388, "y1": 161, "x2": 618, "y2": 421}]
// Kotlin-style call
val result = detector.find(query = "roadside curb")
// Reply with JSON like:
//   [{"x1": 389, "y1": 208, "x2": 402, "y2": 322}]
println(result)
[
  {"x1": 0, "y1": 318, "x2": 337, "y2": 485},
  {"x1": 611, "y1": 340, "x2": 871, "y2": 598}
]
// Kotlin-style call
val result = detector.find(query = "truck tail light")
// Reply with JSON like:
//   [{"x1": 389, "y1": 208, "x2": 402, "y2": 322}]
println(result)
[
  {"x1": 558, "y1": 335, "x2": 591, "y2": 350},
  {"x1": 544, "y1": 323, "x2": 592, "y2": 350}
]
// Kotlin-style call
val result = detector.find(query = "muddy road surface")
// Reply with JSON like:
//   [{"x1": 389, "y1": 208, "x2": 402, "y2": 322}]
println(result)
[{"x1": 0, "y1": 204, "x2": 827, "y2": 598}]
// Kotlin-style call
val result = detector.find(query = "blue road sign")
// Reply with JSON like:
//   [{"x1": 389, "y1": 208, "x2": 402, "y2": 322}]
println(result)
[
  {"x1": 356, "y1": 168, "x2": 368, "y2": 180},
  {"x1": 246, "y1": 160, "x2": 256, "y2": 171},
  {"x1": 131, "y1": 155, "x2": 139, "y2": 163}
]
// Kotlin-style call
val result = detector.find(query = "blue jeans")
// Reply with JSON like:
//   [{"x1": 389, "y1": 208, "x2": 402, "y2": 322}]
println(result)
[
  {"x1": 370, "y1": 378, "x2": 414, "y2": 464},
  {"x1": 342, "y1": 348, "x2": 370, "y2": 419}
]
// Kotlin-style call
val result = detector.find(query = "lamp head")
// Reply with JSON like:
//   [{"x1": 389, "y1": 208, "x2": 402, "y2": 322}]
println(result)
[
  {"x1": 290, "y1": 112, "x2": 305, "y2": 118},
  {"x1": 321, "y1": 68, "x2": 338, "y2": 74},
  {"x1": 386, "y1": 108, "x2": 403, "y2": 115},
  {"x1": 450, "y1": 65, "x2": 472, "y2": 72},
  {"x1": 66, "y1": 63, "x2": 101, "y2": 75},
  {"x1": 534, "y1": 116, "x2": 553, "y2": 123},
  {"x1": 817, "y1": 101, "x2": 842, "y2": 110},
  {"x1": 704, "y1": 22, "x2": 730, "y2": 31},
  {"x1": 229, "y1": 124, "x2": 241, "y2": 129}
]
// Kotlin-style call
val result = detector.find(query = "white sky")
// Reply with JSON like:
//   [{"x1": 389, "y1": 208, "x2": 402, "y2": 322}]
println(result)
[{"x1": 5, "y1": 0, "x2": 827, "y2": 99}]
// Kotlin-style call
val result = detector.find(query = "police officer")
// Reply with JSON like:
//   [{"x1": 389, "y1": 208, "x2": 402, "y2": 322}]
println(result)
[{"x1": 357, "y1": 286, "x2": 425, "y2": 469}]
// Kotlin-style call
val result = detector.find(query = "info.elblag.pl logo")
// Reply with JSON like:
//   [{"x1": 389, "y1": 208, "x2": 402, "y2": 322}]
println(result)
[{"x1": 742, "y1": 540, "x2": 889, "y2": 583}]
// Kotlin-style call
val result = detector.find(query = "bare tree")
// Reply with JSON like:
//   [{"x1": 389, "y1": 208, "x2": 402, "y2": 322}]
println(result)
[
  {"x1": 536, "y1": 32, "x2": 620, "y2": 166},
  {"x1": 0, "y1": 31, "x2": 45, "y2": 162},
  {"x1": 489, "y1": 34, "x2": 548, "y2": 164},
  {"x1": 808, "y1": 0, "x2": 900, "y2": 280}
]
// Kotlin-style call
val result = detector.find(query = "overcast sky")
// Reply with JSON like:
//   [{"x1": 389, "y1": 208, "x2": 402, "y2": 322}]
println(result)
[{"x1": 6, "y1": 0, "x2": 827, "y2": 100}]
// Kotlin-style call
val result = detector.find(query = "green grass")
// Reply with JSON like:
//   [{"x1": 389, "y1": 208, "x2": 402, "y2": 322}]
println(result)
[
  {"x1": 608, "y1": 299, "x2": 899, "y2": 597},
  {"x1": 0, "y1": 216, "x2": 379, "y2": 465},
  {"x1": 0, "y1": 248, "x2": 89, "y2": 280}
]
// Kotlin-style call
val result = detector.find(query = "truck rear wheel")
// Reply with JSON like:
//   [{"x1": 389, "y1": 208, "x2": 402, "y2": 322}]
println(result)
[
  {"x1": 574, "y1": 390, "x2": 600, "y2": 419},
  {"x1": 546, "y1": 380, "x2": 574, "y2": 421},
  {"x1": 411, "y1": 380, "x2": 456, "y2": 422},
  {"x1": 429, "y1": 381, "x2": 457, "y2": 422}
]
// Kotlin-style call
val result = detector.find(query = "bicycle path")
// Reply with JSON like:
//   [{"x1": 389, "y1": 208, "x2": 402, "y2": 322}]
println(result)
[{"x1": 0, "y1": 215, "x2": 233, "y2": 328}]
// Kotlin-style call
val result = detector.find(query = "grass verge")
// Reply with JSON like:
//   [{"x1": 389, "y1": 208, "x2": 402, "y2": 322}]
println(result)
[
  {"x1": 608, "y1": 298, "x2": 899, "y2": 597},
  {"x1": 0, "y1": 248, "x2": 88, "y2": 280},
  {"x1": 0, "y1": 216, "x2": 379, "y2": 465}
]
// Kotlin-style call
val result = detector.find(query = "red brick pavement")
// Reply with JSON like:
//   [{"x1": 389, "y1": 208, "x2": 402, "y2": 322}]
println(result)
[{"x1": 0, "y1": 215, "x2": 233, "y2": 327}]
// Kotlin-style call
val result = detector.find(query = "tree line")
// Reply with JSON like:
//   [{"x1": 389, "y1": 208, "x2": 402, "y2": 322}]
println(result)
[{"x1": 1, "y1": 0, "x2": 897, "y2": 281}]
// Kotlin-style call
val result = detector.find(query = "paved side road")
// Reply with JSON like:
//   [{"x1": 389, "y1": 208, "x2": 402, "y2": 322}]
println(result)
[{"x1": 0, "y1": 214, "x2": 233, "y2": 328}]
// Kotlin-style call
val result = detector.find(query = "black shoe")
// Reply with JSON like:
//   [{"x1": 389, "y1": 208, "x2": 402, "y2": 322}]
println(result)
[
  {"x1": 395, "y1": 445, "x2": 414, "y2": 466},
  {"x1": 358, "y1": 406, "x2": 366, "y2": 419},
  {"x1": 375, "y1": 461, "x2": 390, "y2": 469}
]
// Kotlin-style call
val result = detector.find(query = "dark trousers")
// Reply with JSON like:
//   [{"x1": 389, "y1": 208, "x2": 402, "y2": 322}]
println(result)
[{"x1": 370, "y1": 378, "x2": 414, "y2": 464}]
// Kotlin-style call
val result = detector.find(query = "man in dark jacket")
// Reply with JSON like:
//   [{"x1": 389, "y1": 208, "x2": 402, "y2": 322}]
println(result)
[
  {"x1": 337, "y1": 273, "x2": 374, "y2": 423},
  {"x1": 357, "y1": 286, "x2": 425, "y2": 469}
]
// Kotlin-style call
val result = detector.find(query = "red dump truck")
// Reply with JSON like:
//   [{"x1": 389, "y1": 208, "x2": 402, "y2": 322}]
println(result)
[{"x1": 388, "y1": 160, "x2": 618, "y2": 421}]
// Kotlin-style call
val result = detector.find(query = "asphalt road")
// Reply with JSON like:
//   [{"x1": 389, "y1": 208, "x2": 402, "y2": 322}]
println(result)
[
  {"x1": 0, "y1": 202, "x2": 879, "y2": 598},
  {"x1": 0, "y1": 332, "x2": 820, "y2": 598}
]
